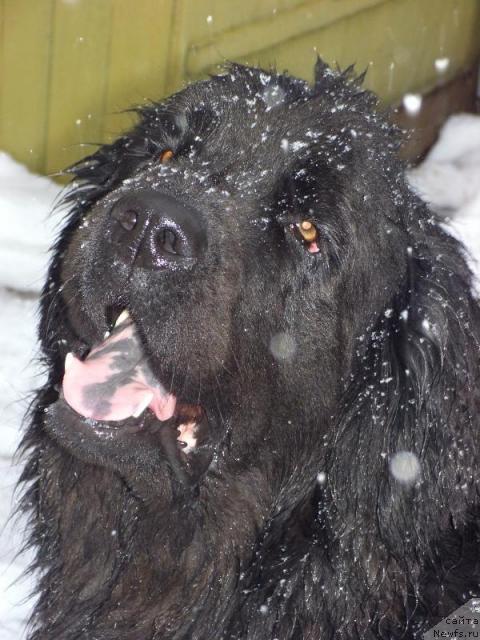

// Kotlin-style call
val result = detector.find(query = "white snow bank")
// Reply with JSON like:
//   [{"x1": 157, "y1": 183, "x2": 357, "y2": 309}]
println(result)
[
  {"x1": 0, "y1": 154, "x2": 57, "y2": 638},
  {"x1": 408, "y1": 114, "x2": 480, "y2": 214},
  {"x1": 408, "y1": 114, "x2": 480, "y2": 284},
  {"x1": 0, "y1": 153, "x2": 63, "y2": 293},
  {"x1": 0, "y1": 290, "x2": 43, "y2": 458},
  {"x1": 0, "y1": 455, "x2": 35, "y2": 640},
  {"x1": 0, "y1": 294, "x2": 42, "y2": 634}
]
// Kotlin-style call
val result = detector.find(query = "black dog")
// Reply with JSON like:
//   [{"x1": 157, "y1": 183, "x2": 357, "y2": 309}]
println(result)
[{"x1": 21, "y1": 61, "x2": 480, "y2": 639}]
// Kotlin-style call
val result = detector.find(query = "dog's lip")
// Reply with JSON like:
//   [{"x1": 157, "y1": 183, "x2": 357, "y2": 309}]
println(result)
[
  {"x1": 58, "y1": 397, "x2": 207, "y2": 455},
  {"x1": 46, "y1": 397, "x2": 214, "y2": 488},
  {"x1": 59, "y1": 378, "x2": 207, "y2": 458}
]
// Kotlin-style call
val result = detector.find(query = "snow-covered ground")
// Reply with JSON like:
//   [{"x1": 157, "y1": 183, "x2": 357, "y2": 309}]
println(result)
[
  {"x1": 0, "y1": 114, "x2": 479, "y2": 638},
  {"x1": 408, "y1": 114, "x2": 480, "y2": 286},
  {"x1": 0, "y1": 155, "x2": 63, "y2": 639}
]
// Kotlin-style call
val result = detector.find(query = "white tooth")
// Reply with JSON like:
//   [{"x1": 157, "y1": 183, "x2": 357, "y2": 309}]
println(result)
[
  {"x1": 65, "y1": 352, "x2": 75, "y2": 372},
  {"x1": 114, "y1": 309, "x2": 130, "y2": 327},
  {"x1": 132, "y1": 392, "x2": 153, "y2": 418}
]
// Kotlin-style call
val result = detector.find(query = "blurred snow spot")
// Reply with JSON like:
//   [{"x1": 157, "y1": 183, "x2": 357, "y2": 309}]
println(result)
[
  {"x1": 269, "y1": 332, "x2": 296, "y2": 361},
  {"x1": 390, "y1": 451, "x2": 421, "y2": 484},
  {"x1": 422, "y1": 318, "x2": 431, "y2": 331},
  {"x1": 280, "y1": 139, "x2": 289, "y2": 152},
  {"x1": 434, "y1": 57, "x2": 450, "y2": 73},
  {"x1": 174, "y1": 113, "x2": 188, "y2": 134},
  {"x1": 316, "y1": 472, "x2": 326, "y2": 485},
  {"x1": 262, "y1": 85, "x2": 285, "y2": 110},
  {"x1": 259, "y1": 604, "x2": 268, "y2": 615},
  {"x1": 402, "y1": 93, "x2": 422, "y2": 116},
  {"x1": 206, "y1": 15, "x2": 213, "y2": 23}
]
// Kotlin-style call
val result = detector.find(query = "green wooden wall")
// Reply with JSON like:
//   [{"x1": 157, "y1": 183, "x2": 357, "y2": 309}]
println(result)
[{"x1": 1, "y1": 0, "x2": 479, "y2": 176}]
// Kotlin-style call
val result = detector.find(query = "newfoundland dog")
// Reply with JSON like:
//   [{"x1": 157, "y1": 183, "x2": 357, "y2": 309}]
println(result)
[{"x1": 21, "y1": 61, "x2": 480, "y2": 639}]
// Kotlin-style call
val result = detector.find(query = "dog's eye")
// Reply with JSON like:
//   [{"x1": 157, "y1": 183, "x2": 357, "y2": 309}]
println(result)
[
  {"x1": 298, "y1": 221, "x2": 317, "y2": 242},
  {"x1": 159, "y1": 149, "x2": 174, "y2": 164},
  {"x1": 290, "y1": 221, "x2": 320, "y2": 254}
]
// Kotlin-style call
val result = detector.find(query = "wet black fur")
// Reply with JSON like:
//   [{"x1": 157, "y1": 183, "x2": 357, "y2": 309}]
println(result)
[{"x1": 20, "y1": 61, "x2": 480, "y2": 639}]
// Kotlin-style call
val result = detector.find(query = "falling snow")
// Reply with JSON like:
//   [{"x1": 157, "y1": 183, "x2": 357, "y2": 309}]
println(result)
[
  {"x1": 434, "y1": 57, "x2": 450, "y2": 73},
  {"x1": 389, "y1": 451, "x2": 421, "y2": 484},
  {"x1": 269, "y1": 332, "x2": 297, "y2": 362},
  {"x1": 316, "y1": 472, "x2": 327, "y2": 485},
  {"x1": 402, "y1": 93, "x2": 423, "y2": 116}
]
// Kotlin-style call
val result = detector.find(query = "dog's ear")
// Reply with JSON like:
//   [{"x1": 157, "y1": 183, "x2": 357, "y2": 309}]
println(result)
[{"x1": 324, "y1": 222, "x2": 480, "y2": 602}]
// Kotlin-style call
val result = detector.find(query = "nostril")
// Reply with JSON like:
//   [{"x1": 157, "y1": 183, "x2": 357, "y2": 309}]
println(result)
[
  {"x1": 108, "y1": 190, "x2": 205, "y2": 268},
  {"x1": 111, "y1": 207, "x2": 138, "y2": 232},
  {"x1": 158, "y1": 228, "x2": 179, "y2": 255}
]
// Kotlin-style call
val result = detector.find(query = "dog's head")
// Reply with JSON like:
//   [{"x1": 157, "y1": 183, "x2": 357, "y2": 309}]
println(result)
[
  {"x1": 40, "y1": 62, "x2": 469, "y2": 504},
  {"x1": 26, "y1": 62, "x2": 480, "y2": 640}
]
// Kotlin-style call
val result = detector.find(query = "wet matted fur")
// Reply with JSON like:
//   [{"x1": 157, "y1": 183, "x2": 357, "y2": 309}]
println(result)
[{"x1": 20, "y1": 61, "x2": 480, "y2": 639}]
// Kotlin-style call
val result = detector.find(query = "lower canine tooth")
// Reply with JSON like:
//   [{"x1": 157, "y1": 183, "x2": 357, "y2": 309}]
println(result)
[{"x1": 132, "y1": 392, "x2": 153, "y2": 418}]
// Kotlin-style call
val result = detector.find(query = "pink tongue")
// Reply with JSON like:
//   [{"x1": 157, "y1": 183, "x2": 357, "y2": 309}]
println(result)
[{"x1": 62, "y1": 319, "x2": 176, "y2": 422}]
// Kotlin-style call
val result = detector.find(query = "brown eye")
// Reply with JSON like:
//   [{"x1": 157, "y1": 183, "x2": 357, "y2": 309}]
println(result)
[
  {"x1": 290, "y1": 220, "x2": 320, "y2": 254},
  {"x1": 298, "y1": 220, "x2": 317, "y2": 243},
  {"x1": 159, "y1": 149, "x2": 174, "y2": 164}
]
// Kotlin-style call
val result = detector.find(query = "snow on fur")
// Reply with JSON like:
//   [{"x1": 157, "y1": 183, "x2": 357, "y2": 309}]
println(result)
[{"x1": 0, "y1": 113, "x2": 479, "y2": 638}]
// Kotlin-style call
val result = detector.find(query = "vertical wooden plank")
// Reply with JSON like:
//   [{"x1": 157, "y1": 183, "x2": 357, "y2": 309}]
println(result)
[
  {"x1": 0, "y1": 0, "x2": 53, "y2": 173},
  {"x1": 1, "y1": 0, "x2": 478, "y2": 177},
  {"x1": 164, "y1": 0, "x2": 189, "y2": 95},
  {"x1": 45, "y1": 0, "x2": 112, "y2": 175},
  {"x1": 104, "y1": 0, "x2": 174, "y2": 142},
  {"x1": 248, "y1": 0, "x2": 480, "y2": 106}
]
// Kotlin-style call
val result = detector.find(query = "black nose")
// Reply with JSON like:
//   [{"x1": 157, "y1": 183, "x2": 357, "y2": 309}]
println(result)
[{"x1": 108, "y1": 190, "x2": 207, "y2": 269}]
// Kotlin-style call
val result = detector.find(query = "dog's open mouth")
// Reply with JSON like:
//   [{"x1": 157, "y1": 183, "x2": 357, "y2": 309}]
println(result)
[{"x1": 62, "y1": 310, "x2": 203, "y2": 453}]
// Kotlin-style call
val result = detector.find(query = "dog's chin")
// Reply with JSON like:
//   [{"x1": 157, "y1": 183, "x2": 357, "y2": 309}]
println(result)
[{"x1": 44, "y1": 397, "x2": 215, "y2": 494}]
